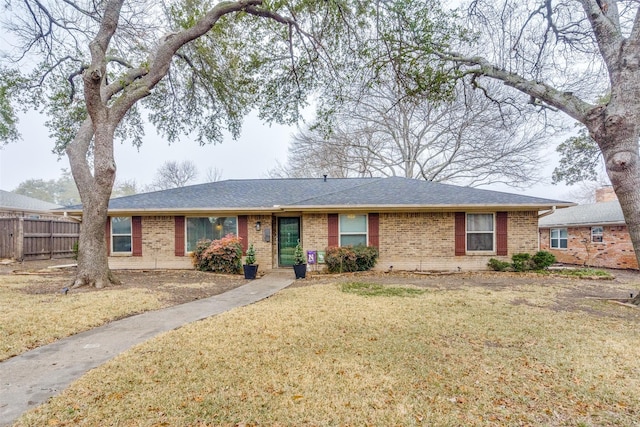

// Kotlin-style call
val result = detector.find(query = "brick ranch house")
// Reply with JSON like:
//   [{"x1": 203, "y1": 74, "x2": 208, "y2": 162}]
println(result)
[
  {"x1": 63, "y1": 177, "x2": 573, "y2": 272},
  {"x1": 539, "y1": 187, "x2": 638, "y2": 270}
]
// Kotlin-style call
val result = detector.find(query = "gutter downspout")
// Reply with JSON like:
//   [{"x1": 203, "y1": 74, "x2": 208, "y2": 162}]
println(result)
[
  {"x1": 537, "y1": 206, "x2": 556, "y2": 251},
  {"x1": 538, "y1": 206, "x2": 556, "y2": 219}
]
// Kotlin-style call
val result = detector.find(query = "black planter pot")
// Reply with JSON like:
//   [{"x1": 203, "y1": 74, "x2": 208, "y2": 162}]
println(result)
[
  {"x1": 293, "y1": 264, "x2": 307, "y2": 279},
  {"x1": 243, "y1": 264, "x2": 259, "y2": 280}
]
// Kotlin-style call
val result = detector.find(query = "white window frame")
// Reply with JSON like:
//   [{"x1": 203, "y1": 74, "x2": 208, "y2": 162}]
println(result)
[
  {"x1": 591, "y1": 226, "x2": 604, "y2": 243},
  {"x1": 339, "y1": 214, "x2": 368, "y2": 247},
  {"x1": 185, "y1": 216, "x2": 238, "y2": 253},
  {"x1": 111, "y1": 217, "x2": 132, "y2": 254},
  {"x1": 550, "y1": 228, "x2": 568, "y2": 249},
  {"x1": 465, "y1": 213, "x2": 495, "y2": 253}
]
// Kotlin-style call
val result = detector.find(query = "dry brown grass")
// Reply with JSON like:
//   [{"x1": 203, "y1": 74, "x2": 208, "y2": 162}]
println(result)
[
  {"x1": 0, "y1": 274, "x2": 165, "y2": 361},
  {"x1": 15, "y1": 280, "x2": 640, "y2": 427},
  {"x1": 0, "y1": 267, "x2": 246, "y2": 362}
]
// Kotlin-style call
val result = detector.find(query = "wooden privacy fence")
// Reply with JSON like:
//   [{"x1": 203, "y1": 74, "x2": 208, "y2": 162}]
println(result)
[{"x1": 0, "y1": 218, "x2": 80, "y2": 260}]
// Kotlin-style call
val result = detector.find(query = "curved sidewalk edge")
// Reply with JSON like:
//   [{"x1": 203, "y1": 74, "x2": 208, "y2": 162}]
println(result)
[{"x1": 0, "y1": 271, "x2": 294, "y2": 426}]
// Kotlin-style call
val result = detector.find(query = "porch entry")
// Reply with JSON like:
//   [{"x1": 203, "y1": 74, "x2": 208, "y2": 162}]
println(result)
[{"x1": 278, "y1": 217, "x2": 300, "y2": 266}]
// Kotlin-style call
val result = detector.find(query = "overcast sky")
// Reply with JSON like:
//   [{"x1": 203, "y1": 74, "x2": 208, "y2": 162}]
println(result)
[
  {"x1": 0, "y1": 108, "x2": 577, "y2": 202},
  {"x1": 0, "y1": 109, "x2": 293, "y2": 190}
]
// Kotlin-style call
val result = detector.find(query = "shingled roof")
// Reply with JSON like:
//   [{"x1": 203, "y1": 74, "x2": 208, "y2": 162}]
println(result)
[
  {"x1": 539, "y1": 200, "x2": 626, "y2": 227},
  {"x1": 63, "y1": 177, "x2": 574, "y2": 214},
  {"x1": 0, "y1": 190, "x2": 61, "y2": 212}
]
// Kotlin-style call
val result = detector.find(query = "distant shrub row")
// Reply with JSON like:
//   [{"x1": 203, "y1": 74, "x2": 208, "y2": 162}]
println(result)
[{"x1": 488, "y1": 251, "x2": 556, "y2": 272}]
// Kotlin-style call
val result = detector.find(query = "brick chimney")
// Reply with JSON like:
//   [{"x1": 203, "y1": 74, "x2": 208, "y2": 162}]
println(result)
[{"x1": 595, "y1": 186, "x2": 617, "y2": 202}]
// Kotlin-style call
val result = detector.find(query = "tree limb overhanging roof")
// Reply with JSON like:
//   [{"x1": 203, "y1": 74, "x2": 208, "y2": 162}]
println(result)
[{"x1": 63, "y1": 177, "x2": 575, "y2": 215}]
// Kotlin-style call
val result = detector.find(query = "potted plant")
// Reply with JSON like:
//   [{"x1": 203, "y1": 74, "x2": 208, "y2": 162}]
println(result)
[
  {"x1": 293, "y1": 243, "x2": 307, "y2": 279},
  {"x1": 243, "y1": 243, "x2": 259, "y2": 280}
]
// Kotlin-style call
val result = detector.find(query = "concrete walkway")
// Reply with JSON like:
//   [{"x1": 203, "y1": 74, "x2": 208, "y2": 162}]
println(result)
[{"x1": 0, "y1": 271, "x2": 294, "y2": 426}]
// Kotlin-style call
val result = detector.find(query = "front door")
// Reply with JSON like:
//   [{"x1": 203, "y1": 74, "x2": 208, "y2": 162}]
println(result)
[{"x1": 278, "y1": 217, "x2": 300, "y2": 266}]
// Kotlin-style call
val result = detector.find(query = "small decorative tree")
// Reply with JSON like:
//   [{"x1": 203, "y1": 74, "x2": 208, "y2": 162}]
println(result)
[
  {"x1": 294, "y1": 244, "x2": 305, "y2": 265},
  {"x1": 245, "y1": 244, "x2": 256, "y2": 265},
  {"x1": 243, "y1": 243, "x2": 258, "y2": 280},
  {"x1": 293, "y1": 243, "x2": 306, "y2": 279}
]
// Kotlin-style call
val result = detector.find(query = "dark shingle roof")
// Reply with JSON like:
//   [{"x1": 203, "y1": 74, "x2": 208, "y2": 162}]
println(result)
[
  {"x1": 64, "y1": 177, "x2": 573, "y2": 214},
  {"x1": 0, "y1": 190, "x2": 61, "y2": 212},
  {"x1": 539, "y1": 200, "x2": 625, "y2": 227}
]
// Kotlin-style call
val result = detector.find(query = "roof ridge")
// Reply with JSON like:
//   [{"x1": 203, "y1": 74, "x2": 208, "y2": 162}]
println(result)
[{"x1": 288, "y1": 177, "x2": 387, "y2": 205}]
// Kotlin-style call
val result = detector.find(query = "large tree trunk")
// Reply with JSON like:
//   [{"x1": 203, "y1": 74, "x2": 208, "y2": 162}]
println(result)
[
  {"x1": 73, "y1": 194, "x2": 115, "y2": 289},
  {"x1": 67, "y1": 118, "x2": 120, "y2": 288},
  {"x1": 586, "y1": 104, "x2": 640, "y2": 306},
  {"x1": 604, "y1": 147, "x2": 640, "y2": 306}
]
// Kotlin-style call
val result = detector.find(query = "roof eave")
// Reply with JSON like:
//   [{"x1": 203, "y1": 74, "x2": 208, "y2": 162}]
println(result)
[
  {"x1": 63, "y1": 206, "x2": 283, "y2": 216},
  {"x1": 539, "y1": 220, "x2": 627, "y2": 228},
  {"x1": 291, "y1": 202, "x2": 575, "y2": 212},
  {"x1": 64, "y1": 202, "x2": 575, "y2": 216}
]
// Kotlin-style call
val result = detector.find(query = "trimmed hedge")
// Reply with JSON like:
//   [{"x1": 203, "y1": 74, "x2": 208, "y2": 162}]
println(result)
[
  {"x1": 325, "y1": 245, "x2": 379, "y2": 273},
  {"x1": 532, "y1": 251, "x2": 556, "y2": 269},
  {"x1": 488, "y1": 251, "x2": 556, "y2": 272},
  {"x1": 511, "y1": 253, "x2": 533, "y2": 272}
]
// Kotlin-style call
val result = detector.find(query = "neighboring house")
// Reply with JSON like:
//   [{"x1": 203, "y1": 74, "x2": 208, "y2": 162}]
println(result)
[
  {"x1": 0, "y1": 190, "x2": 63, "y2": 219},
  {"x1": 63, "y1": 177, "x2": 573, "y2": 271},
  {"x1": 539, "y1": 187, "x2": 638, "y2": 270}
]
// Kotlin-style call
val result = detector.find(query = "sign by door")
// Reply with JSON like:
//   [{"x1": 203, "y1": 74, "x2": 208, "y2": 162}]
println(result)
[{"x1": 307, "y1": 250, "x2": 316, "y2": 265}]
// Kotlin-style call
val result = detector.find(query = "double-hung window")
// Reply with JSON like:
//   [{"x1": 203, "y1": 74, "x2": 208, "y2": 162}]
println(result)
[
  {"x1": 111, "y1": 217, "x2": 132, "y2": 253},
  {"x1": 186, "y1": 217, "x2": 238, "y2": 252},
  {"x1": 550, "y1": 228, "x2": 568, "y2": 249},
  {"x1": 340, "y1": 214, "x2": 367, "y2": 246},
  {"x1": 466, "y1": 213, "x2": 494, "y2": 252},
  {"x1": 591, "y1": 226, "x2": 603, "y2": 243}
]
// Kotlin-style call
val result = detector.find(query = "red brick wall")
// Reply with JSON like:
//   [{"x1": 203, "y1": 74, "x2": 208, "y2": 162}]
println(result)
[{"x1": 540, "y1": 225, "x2": 638, "y2": 270}]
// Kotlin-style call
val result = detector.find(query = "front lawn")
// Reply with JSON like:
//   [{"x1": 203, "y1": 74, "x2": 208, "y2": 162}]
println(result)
[
  {"x1": 0, "y1": 269, "x2": 246, "y2": 361},
  {"x1": 15, "y1": 279, "x2": 639, "y2": 426}
]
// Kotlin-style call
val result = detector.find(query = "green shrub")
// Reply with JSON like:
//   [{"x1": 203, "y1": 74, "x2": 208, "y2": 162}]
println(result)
[
  {"x1": 353, "y1": 245, "x2": 379, "y2": 271},
  {"x1": 325, "y1": 245, "x2": 379, "y2": 273},
  {"x1": 191, "y1": 234, "x2": 242, "y2": 274},
  {"x1": 511, "y1": 253, "x2": 533, "y2": 272},
  {"x1": 532, "y1": 251, "x2": 556, "y2": 270},
  {"x1": 488, "y1": 258, "x2": 511, "y2": 271}
]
